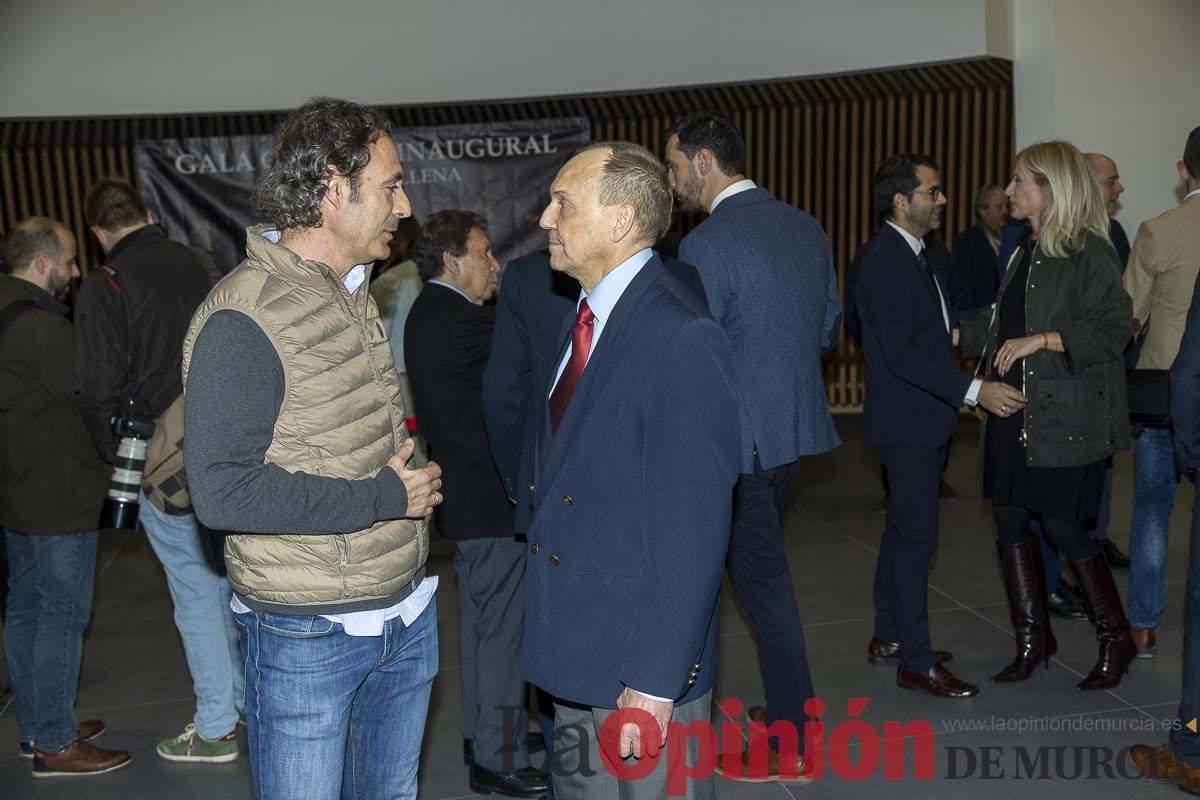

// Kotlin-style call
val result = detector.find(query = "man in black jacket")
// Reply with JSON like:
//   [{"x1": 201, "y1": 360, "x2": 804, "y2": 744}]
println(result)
[
  {"x1": 951, "y1": 184, "x2": 1008, "y2": 315},
  {"x1": 405, "y1": 210, "x2": 547, "y2": 799},
  {"x1": 0, "y1": 218, "x2": 131, "y2": 777},
  {"x1": 74, "y1": 180, "x2": 242, "y2": 764}
]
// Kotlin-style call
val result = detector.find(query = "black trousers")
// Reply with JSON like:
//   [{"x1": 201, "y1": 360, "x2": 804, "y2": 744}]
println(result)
[
  {"x1": 872, "y1": 443, "x2": 946, "y2": 673},
  {"x1": 726, "y1": 456, "x2": 814, "y2": 731}
]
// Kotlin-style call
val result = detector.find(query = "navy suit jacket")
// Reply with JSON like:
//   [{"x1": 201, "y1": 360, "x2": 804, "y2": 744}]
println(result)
[
  {"x1": 405, "y1": 283, "x2": 514, "y2": 539},
  {"x1": 679, "y1": 187, "x2": 840, "y2": 472},
  {"x1": 856, "y1": 224, "x2": 972, "y2": 449},
  {"x1": 521, "y1": 255, "x2": 739, "y2": 709},
  {"x1": 951, "y1": 224, "x2": 1000, "y2": 315},
  {"x1": 482, "y1": 249, "x2": 706, "y2": 533}
]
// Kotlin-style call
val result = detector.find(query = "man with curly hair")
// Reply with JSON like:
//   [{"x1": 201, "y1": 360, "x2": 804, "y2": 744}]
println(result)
[{"x1": 181, "y1": 97, "x2": 445, "y2": 799}]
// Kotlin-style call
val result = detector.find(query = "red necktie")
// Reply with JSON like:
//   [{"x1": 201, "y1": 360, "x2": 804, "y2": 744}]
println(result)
[{"x1": 549, "y1": 299, "x2": 595, "y2": 434}]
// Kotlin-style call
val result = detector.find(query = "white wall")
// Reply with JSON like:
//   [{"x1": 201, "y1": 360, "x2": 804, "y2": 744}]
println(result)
[
  {"x1": 1, "y1": 0, "x2": 991, "y2": 118},
  {"x1": 1012, "y1": 0, "x2": 1200, "y2": 237}
]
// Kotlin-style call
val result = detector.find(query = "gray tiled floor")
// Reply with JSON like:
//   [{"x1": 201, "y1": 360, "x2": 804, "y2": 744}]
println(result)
[{"x1": 0, "y1": 415, "x2": 1192, "y2": 798}]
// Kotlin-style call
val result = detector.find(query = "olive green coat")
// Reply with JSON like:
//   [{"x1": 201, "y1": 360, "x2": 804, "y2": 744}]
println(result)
[{"x1": 958, "y1": 232, "x2": 1132, "y2": 468}]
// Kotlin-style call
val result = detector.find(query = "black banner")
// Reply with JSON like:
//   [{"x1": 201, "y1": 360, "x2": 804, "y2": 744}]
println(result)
[{"x1": 135, "y1": 117, "x2": 591, "y2": 274}]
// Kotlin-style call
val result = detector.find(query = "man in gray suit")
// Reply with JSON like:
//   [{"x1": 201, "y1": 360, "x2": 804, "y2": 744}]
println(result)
[{"x1": 666, "y1": 111, "x2": 840, "y2": 782}]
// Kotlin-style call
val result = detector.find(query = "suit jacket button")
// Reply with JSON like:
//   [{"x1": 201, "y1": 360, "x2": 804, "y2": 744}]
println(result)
[
  {"x1": 549, "y1": 554, "x2": 561, "y2": 566},
  {"x1": 529, "y1": 482, "x2": 536, "y2": 493},
  {"x1": 562, "y1": 496, "x2": 573, "y2": 506},
  {"x1": 530, "y1": 544, "x2": 539, "y2": 555}
]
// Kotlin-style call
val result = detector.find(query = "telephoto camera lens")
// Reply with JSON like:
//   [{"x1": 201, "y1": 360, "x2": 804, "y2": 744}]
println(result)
[
  {"x1": 100, "y1": 404, "x2": 155, "y2": 529},
  {"x1": 100, "y1": 434, "x2": 147, "y2": 529}
]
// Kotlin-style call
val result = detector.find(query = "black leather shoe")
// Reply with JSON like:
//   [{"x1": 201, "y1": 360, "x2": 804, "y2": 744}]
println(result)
[
  {"x1": 464, "y1": 735, "x2": 546, "y2": 766},
  {"x1": 1100, "y1": 539, "x2": 1130, "y2": 569},
  {"x1": 469, "y1": 763, "x2": 548, "y2": 797},
  {"x1": 866, "y1": 638, "x2": 952, "y2": 664},
  {"x1": 1047, "y1": 590, "x2": 1087, "y2": 620}
]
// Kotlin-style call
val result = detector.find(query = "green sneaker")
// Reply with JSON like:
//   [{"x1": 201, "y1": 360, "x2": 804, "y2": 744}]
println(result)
[{"x1": 156, "y1": 723, "x2": 239, "y2": 763}]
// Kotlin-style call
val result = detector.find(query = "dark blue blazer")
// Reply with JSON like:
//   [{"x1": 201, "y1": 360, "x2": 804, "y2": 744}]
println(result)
[
  {"x1": 951, "y1": 224, "x2": 1000, "y2": 314},
  {"x1": 482, "y1": 249, "x2": 707, "y2": 533},
  {"x1": 521, "y1": 255, "x2": 739, "y2": 709},
  {"x1": 856, "y1": 224, "x2": 972, "y2": 449},
  {"x1": 679, "y1": 188, "x2": 840, "y2": 472},
  {"x1": 1172, "y1": 268, "x2": 1200, "y2": 473}
]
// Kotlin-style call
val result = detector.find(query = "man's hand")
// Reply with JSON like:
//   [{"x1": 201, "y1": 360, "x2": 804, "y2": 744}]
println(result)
[
  {"x1": 993, "y1": 335, "x2": 1043, "y2": 377},
  {"x1": 614, "y1": 687, "x2": 673, "y2": 760},
  {"x1": 977, "y1": 380, "x2": 1027, "y2": 418},
  {"x1": 386, "y1": 439, "x2": 443, "y2": 519}
]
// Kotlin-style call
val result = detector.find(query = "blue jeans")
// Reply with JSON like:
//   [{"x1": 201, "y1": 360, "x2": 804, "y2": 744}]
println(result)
[
  {"x1": 139, "y1": 492, "x2": 243, "y2": 739},
  {"x1": 1129, "y1": 427, "x2": 1178, "y2": 629},
  {"x1": 1171, "y1": 485, "x2": 1200, "y2": 767},
  {"x1": 3, "y1": 529, "x2": 98, "y2": 752},
  {"x1": 236, "y1": 597, "x2": 439, "y2": 800}
]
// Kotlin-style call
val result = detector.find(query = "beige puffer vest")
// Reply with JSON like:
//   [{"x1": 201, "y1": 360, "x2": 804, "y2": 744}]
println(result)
[{"x1": 181, "y1": 226, "x2": 428, "y2": 611}]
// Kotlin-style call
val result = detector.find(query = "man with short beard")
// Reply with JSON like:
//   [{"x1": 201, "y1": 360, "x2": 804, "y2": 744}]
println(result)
[
  {"x1": 1085, "y1": 152, "x2": 1131, "y2": 268},
  {"x1": 857, "y1": 154, "x2": 1021, "y2": 701},
  {"x1": 0, "y1": 218, "x2": 131, "y2": 777},
  {"x1": 664, "y1": 111, "x2": 838, "y2": 781}
]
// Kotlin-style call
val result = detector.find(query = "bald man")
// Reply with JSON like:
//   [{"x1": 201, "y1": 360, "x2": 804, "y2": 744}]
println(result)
[{"x1": 1085, "y1": 153, "x2": 1131, "y2": 268}]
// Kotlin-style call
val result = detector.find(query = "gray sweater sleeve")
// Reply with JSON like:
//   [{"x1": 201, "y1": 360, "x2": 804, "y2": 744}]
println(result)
[{"x1": 184, "y1": 309, "x2": 409, "y2": 534}]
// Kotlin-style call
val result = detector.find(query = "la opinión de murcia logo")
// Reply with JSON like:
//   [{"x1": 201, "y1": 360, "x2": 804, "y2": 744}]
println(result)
[{"x1": 500, "y1": 698, "x2": 1193, "y2": 795}]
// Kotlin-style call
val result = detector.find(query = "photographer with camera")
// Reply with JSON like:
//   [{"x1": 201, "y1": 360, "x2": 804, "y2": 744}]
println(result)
[
  {"x1": 0, "y1": 217, "x2": 131, "y2": 777},
  {"x1": 73, "y1": 179, "x2": 243, "y2": 764}
]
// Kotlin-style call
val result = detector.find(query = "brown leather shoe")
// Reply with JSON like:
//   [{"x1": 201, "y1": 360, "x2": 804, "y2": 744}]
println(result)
[
  {"x1": 1129, "y1": 743, "x2": 1200, "y2": 793},
  {"x1": 1129, "y1": 743, "x2": 1179, "y2": 782},
  {"x1": 33, "y1": 739, "x2": 131, "y2": 778},
  {"x1": 77, "y1": 719, "x2": 107, "y2": 742},
  {"x1": 19, "y1": 718, "x2": 108, "y2": 759},
  {"x1": 714, "y1": 746, "x2": 813, "y2": 784},
  {"x1": 896, "y1": 663, "x2": 979, "y2": 698},
  {"x1": 867, "y1": 638, "x2": 952, "y2": 665},
  {"x1": 1131, "y1": 628, "x2": 1157, "y2": 659}
]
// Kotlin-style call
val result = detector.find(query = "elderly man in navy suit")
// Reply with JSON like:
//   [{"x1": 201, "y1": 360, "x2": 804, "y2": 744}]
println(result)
[
  {"x1": 664, "y1": 111, "x2": 838, "y2": 781},
  {"x1": 856, "y1": 153, "x2": 1024, "y2": 699},
  {"x1": 522, "y1": 142, "x2": 739, "y2": 800}
]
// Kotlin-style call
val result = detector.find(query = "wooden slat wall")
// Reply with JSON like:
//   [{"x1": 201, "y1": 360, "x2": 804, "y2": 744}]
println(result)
[{"x1": 0, "y1": 56, "x2": 1013, "y2": 408}]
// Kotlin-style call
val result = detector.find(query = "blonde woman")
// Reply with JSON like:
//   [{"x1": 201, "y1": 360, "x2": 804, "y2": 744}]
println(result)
[{"x1": 956, "y1": 141, "x2": 1135, "y2": 690}]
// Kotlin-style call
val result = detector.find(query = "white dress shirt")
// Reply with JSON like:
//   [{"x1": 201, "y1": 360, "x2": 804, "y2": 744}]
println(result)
[
  {"x1": 885, "y1": 221, "x2": 982, "y2": 407},
  {"x1": 709, "y1": 179, "x2": 757, "y2": 213},
  {"x1": 231, "y1": 249, "x2": 437, "y2": 636},
  {"x1": 549, "y1": 248, "x2": 654, "y2": 394}
]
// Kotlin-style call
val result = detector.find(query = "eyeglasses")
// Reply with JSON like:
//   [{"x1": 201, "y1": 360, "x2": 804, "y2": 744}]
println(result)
[{"x1": 909, "y1": 186, "x2": 947, "y2": 200}]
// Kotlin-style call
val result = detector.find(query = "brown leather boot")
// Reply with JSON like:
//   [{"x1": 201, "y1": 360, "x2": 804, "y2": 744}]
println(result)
[
  {"x1": 993, "y1": 539, "x2": 1058, "y2": 682},
  {"x1": 33, "y1": 739, "x2": 131, "y2": 778},
  {"x1": 1069, "y1": 553, "x2": 1137, "y2": 690}
]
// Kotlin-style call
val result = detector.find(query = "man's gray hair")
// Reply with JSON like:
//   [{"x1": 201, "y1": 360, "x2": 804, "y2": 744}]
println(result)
[
  {"x1": 4, "y1": 216, "x2": 65, "y2": 275},
  {"x1": 975, "y1": 184, "x2": 1005, "y2": 211},
  {"x1": 578, "y1": 142, "x2": 673, "y2": 245}
]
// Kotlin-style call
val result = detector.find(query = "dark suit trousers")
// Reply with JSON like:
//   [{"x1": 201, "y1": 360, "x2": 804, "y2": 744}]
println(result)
[
  {"x1": 726, "y1": 457, "x2": 814, "y2": 731},
  {"x1": 455, "y1": 536, "x2": 530, "y2": 772},
  {"x1": 872, "y1": 444, "x2": 946, "y2": 673}
]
